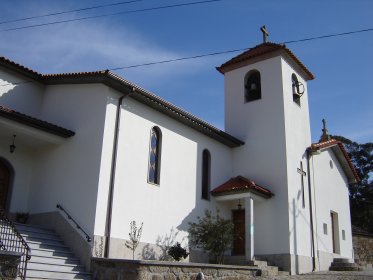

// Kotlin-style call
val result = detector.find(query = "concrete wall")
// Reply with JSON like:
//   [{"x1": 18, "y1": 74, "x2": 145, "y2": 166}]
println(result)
[
  {"x1": 353, "y1": 233, "x2": 373, "y2": 267},
  {"x1": 91, "y1": 258, "x2": 261, "y2": 280}
]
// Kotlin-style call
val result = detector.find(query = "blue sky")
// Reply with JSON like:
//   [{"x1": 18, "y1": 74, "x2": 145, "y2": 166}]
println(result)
[{"x1": 1, "y1": 0, "x2": 372, "y2": 143}]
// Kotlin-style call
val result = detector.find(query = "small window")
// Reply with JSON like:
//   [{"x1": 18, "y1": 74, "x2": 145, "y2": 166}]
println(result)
[
  {"x1": 329, "y1": 160, "x2": 334, "y2": 169},
  {"x1": 201, "y1": 149, "x2": 211, "y2": 200},
  {"x1": 148, "y1": 127, "x2": 162, "y2": 185},
  {"x1": 292, "y1": 73, "x2": 303, "y2": 106},
  {"x1": 323, "y1": 223, "x2": 328, "y2": 235},
  {"x1": 342, "y1": 230, "x2": 346, "y2": 240},
  {"x1": 245, "y1": 70, "x2": 261, "y2": 103}
]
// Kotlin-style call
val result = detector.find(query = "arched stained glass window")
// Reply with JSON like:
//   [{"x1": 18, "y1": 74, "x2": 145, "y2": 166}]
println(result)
[
  {"x1": 148, "y1": 127, "x2": 161, "y2": 184},
  {"x1": 201, "y1": 149, "x2": 211, "y2": 200}
]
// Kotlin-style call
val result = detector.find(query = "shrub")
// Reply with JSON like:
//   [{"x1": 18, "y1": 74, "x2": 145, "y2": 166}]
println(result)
[{"x1": 168, "y1": 242, "x2": 189, "y2": 261}]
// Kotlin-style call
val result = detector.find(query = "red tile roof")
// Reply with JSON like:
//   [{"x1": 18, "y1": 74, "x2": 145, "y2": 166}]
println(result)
[
  {"x1": 216, "y1": 42, "x2": 314, "y2": 80},
  {"x1": 0, "y1": 105, "x2": 75, "y2": 138},
  {"x1": 211, "y1": 176, "x2": 274, "y2": 199},
  {"x1": 310, "y1": 139, "x2": 360, "y2": 182}
]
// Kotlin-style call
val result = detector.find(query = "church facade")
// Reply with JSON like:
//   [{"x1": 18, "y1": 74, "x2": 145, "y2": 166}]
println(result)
[{"x1": 0, "y1": 42, "x2": 358, "y2": 274}]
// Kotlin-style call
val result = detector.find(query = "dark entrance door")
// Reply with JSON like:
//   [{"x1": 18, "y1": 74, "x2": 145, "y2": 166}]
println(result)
[
  {"x1": 0, "y1": 160, "x2": 11, "y2": 210},
  {"x1": 233, "y1": 209, "x2": 245, "y2": 255}
]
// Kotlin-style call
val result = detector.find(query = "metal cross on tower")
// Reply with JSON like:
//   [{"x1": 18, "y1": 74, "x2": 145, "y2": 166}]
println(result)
[
  {"x1": 260, "y1": 25, "x2": 269, "y2": 43},
  {"x1": 297, "y1": 161, "x2": 306, "y2": 208}
]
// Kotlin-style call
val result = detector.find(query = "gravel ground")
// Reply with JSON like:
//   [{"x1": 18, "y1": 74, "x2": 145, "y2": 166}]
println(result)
[{"x1": 263, "y1": 270, "x2": 373, "y2": 280}]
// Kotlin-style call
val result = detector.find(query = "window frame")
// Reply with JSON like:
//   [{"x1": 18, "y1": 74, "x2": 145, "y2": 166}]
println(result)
[
  {"x1": 201, "y1": 149, "x2": 211, "y2": 200},
  {"x1": 147, "y1": 126, "x2": 162, "y2": 185}
]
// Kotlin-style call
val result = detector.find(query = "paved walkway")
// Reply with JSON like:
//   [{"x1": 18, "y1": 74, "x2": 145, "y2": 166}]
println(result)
[{"x1": 264, "y1": 270, "x2": 373, "y2": 280}]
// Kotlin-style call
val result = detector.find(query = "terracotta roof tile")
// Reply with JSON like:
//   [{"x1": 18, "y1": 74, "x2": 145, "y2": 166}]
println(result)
[
  {"x1": 0, "y1": 56, "x2": 42, "y2": 79},
  {"x1": 310, "y1": 139, "x2": 360, "y2": 182},
  {"x1": 211, "y1": 176, "x2": 273, "y2": 198},
  {"x1": 217, "y1": 42, "x2": 314, "y2": 80},
  {"x1": 0, "y1": 105, "x2": 75, "y2": 138}
]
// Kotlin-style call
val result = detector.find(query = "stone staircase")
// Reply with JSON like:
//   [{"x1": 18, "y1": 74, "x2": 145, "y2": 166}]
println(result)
[
  {"x1": 329, "y1": 258, "x2": 361, "y2": 271},
  {"x1": 224, "y1": 256, "x2": 290, "y2": 276},
  {"x1": 14, "y1": 223, "x2": 91, "y2": 280}
]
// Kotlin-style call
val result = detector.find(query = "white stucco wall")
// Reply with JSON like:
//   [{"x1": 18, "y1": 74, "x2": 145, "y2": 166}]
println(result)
[
  {"x1": 0, "y1": 68, "x2": 44, "y2": 117},
  {"x1": 224, "y1": 56, "x2": 290, "y2": 255},
  {"x1": 311, "y1": 149, "x2": 353, "y2": 262},
  {"x1": 25, "y1": 84, "x2": 110, "y2": 236},
  {"x1": 94, "y1": 96, "x2": 234, "y2": 248},
  {"x1": 281, "y1": 57, "x2": 313, "y2": 259}
]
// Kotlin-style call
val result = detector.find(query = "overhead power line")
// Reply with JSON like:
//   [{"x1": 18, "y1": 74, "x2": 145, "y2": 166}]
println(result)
[
  {"x1": 110, "y1": 27, "x2": 373, "y2": 70},
  {"x1": 0, "y1": 0, "x2": 145, "y2": 25},
  {"x1": 283, "y1": 28, "x2": 373, "y2": 44},
  {"x1": 0, "y1": 0, "x2": 224, "y2": 33},
  {"x1": 0, "y1": 26, "x2": 372, "y2": 87},
  {"x1": 109, "y1": 48, "x2": 248, "y2": 70}
]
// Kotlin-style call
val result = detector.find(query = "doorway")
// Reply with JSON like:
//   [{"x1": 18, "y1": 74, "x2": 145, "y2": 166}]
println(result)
[
  {"x1": 331, "y1": 211, "x2": 340, "y2": 254},
  {"x1": 0, "y1": 159, "x2": 12, "y2": 211},
  {"x1": 232, "y1": 209, "x2": 245, "y2": 255}
]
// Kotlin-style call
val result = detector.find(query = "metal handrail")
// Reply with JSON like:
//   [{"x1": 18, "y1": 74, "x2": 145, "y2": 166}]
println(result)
[
  {"x1": 0, "y1": 210, "x2": 31, "y2": 280},
  {"x1": 56, "y1": 204, "x2": 91, "y2": 242}
]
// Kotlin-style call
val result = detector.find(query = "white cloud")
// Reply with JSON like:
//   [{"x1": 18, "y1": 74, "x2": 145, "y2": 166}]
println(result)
[{"x1": 0, "y1": 18, "x2": 208, "y2": 85}]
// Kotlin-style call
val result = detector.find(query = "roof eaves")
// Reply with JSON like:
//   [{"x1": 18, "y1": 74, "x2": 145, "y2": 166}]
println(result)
[
  {"x1": 217, "y1": 42, "x2": 314, "y2": 80},
  {"x1": 0, "y1": 57, "x2": 244, "y2": 147},
  {"x1": 0, "y1": 56, "x2": 43, "y2": 81},
  {"x1": 104, "y1": 72, "x2": 245, "y2": 147},
  {"x1": 0, "y1": 105, "x2": 75, "y2": 138}
]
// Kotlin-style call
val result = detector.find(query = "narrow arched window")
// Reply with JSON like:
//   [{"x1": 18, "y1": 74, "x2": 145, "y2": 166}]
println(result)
[
  {"x1": 148, "y1": 127, "x2": 162, "y2": 184},
  {"x1": 201, "y1": 149, "x2": 211, "y2": 200},
  {"x1": 245, "y1": 70, "x2": 261, "y2": 103}
]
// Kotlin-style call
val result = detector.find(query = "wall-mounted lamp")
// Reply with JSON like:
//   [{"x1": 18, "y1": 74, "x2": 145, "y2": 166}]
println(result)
[{"x1": 9, "y1": 135, "x2": 16, "y2": 153}]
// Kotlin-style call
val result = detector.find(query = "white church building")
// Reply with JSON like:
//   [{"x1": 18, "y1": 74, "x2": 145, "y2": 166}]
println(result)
[{"x1": 0, "y1": 41, "x2": 359, "y2": 274}]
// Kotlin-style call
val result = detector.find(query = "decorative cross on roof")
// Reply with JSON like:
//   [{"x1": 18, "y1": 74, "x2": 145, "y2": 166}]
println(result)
[
  {"x1": 321, "y1": 118, "x2": 331, "y2": 142},
  {"x1": 260, "y1": 25, "x2": 269, "y2": 43}
]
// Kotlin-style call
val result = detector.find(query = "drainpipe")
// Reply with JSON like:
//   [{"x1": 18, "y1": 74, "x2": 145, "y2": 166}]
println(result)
[
  {"x1": 104, "y1": 89, "x2": 135, "y2": 258},
  {"x1": 306, "y1": 148, "x2": 317, "y2": 271}
]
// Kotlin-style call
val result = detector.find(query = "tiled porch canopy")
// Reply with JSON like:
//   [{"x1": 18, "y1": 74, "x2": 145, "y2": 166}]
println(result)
[{"x1": 211, "y1": 175, "x2": 274, "y2": 199}]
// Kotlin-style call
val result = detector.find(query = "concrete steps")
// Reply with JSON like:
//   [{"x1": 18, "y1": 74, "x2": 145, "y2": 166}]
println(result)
[
  {"x1": 14, "y1": 223, "x2": 91, "y2": 280},
  {"x1": 224, "y1": 256, "x2": 290, "y2": 276},
  {"x1": 329, "y1": 258, "x2": 361, "y2": 271}
]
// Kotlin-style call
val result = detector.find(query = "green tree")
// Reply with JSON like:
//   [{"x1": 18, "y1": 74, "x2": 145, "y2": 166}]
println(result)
[
  {"x1": 330, "y1": 135, "x2": 373, "y2": 233},
  {"x1": 188, "y1": 209, "x2": 234, "y2": 264}
]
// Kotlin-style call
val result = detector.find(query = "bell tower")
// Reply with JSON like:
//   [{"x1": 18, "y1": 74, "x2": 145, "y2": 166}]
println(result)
[{"x1": 217, "y1": 31, "x2": 315, "y2": 273}]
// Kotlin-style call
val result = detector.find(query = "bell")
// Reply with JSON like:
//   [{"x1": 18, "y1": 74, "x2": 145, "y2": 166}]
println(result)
[{"x1": 250, "y1": 83, "x2": 257, "y2": 91}]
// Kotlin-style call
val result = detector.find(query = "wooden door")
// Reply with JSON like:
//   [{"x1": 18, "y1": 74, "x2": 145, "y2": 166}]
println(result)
[
  {"x1": 0, "y1": 161, "x2": 11, "y2": 210},
  {"x1": 331, "y1": 212, "x2": 340, "y2": 254},
  {"x1": 233, "y1": 209, "x2": 245, "y2": 255}
]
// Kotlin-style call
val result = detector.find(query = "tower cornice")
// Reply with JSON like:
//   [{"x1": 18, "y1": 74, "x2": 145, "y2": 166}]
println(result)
[{"x1": 216, "y1": 42, "x2": 314, "y2": 81}]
